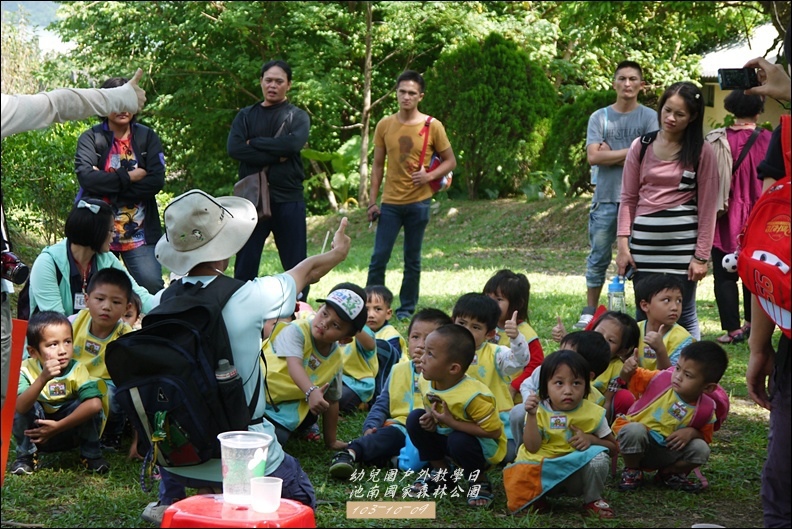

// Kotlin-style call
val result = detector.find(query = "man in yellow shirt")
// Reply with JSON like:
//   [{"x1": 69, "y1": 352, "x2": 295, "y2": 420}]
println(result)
[{"x1": 365, "y1": 70, "x2": 456, "y2": 321}]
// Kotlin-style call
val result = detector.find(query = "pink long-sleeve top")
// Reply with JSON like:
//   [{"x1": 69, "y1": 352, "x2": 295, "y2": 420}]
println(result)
[{"x1": 618, "y1": 138, "x2": 719, "y2": 260}]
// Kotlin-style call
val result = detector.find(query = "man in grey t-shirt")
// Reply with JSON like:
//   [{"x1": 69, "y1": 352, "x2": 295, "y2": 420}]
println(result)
[{"x1": 574, "y1": 61, "x2": 657, "y2": 328}]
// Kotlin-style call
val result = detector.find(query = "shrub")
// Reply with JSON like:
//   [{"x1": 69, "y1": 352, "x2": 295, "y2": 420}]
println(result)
[{"x1": 422, "y1": 33, "x2": 558, "y2": 199}]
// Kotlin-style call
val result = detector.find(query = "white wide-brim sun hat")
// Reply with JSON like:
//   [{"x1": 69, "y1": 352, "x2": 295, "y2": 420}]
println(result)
[{"x1": 155, "y1": 189, "x2": 257, "y2": 275}]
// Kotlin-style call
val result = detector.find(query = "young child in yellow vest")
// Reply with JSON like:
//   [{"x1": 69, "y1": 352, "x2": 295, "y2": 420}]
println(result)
[
  {"x1": 328, "y1": 308, "x2": 452, "y2": 479},
  {"x1": 11, "y1": 311, "x2": 109, "y2": 475},
  {"x1": 122, "y1": 291, "x2": 143, "y2": 330},
  {"x1": 503, "y1": 349, "x2": 617, "y2": 518},
  {"x1": 69, "y1": 268, "x2": 133, "y2": 453},
  {"x1": 364, "y1": 285, "x2": 408, "y2": 404},
  {"x1": 585, "y1": 311, "x2": 641, "y2": 423},
  {"x1": 613, "y1": 341, "x2": 729, "y2": 493},
  {"x1": 510, "y1": 330, "x2": 612, "y2": 447},
  {"x1": 633, "y1": 274, "x2": 695, "y2": 371},
  {"x1": 405, "y1": 324, "x2": 506, "y2": 509},
  {"x1": 482, "y1": 269, "x2": 545, "y2": 402},
  {"x1": 261, "y1": 282, "x2": 367, "y2": 450},
  {"x1": 337, "y1": 291, "x2": 376, "y2": 414},
  {"x1": 451, "y1": 293, "x2": 529, "y2": 464}
]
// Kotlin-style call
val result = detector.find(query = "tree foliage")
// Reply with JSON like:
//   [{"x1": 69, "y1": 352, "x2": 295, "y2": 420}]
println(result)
[
  {"x1": 1, "y1": 0, "x2": 781, "y2": 224},
  {"x1": 422, "y1": 33, "x2": 557, "y2": 199}
]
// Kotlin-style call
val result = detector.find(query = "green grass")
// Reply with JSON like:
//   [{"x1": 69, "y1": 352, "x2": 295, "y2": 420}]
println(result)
[{"x1": 2, "y1": 196, "x2": 777, "y2": 527}]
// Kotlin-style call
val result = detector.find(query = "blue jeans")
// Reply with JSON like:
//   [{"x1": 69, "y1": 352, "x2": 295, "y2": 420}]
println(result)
[
  {"x1": 118, "y1": 243, "x2": 164, "y2": 295},
  {"x1": 348, "y1": 425, "x2": 406, "y2": 467},
  {"x1": 234, "y1": 201, "x2": 309, "y2": 301},
  {"x1": 585, "y1": 202, "x2": 619, "y2": 289},
  {"x1": 13, "y1": 399, "x2": 103, "y2": 459},
  {"x1": 105, "y1": 381, "x2": 126, "y2": 437},
  {"x1": 367, "y1": 200, "x2": 431, "y2": 317}
]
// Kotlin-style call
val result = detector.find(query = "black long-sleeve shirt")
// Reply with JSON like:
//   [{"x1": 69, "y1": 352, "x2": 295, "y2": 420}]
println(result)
[{"x1": 227, "y1": 100, "x2": 310, "y2": 204}]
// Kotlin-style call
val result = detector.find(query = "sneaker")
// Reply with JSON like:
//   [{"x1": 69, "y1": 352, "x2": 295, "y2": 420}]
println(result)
[
  {"x1": 81, "y1": 455, "x2": 110, "y2": 474},
  {"x1": 573, "y1": 307, "x2": 595, "y2": 329},
  {"x1": 141, "y1": 501, "x2": 169, "y2": 524},
  {"x1": 329, "y1": 450, "x2": 356, "y2": 480},
  {"x1": 100, "y1": 433, "x2": 121, "y2": 451},
  {"x1": 395, "y1": 312, "x2": 412, "y2": 324},
  {"x1": 10, "y1": 454, "x2": 38, "y2": 475},
  {"x1": 655, "y1": 472, "x2": 702, "y2": 493},
  {"x1": 618, "y1": 467, "x2": 643, "y2": 491}
]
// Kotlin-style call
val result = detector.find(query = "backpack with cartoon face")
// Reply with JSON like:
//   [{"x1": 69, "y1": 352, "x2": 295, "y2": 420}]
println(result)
[{"x1": 734, "y1": 115, "x2": 791, "y2": 338}]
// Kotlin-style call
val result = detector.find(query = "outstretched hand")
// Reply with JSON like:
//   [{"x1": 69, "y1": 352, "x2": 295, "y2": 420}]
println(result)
[
  {"x1": 330, "y1": 217, "x2": 351, "y2": 260},
  {"x1": 127, "y1": 68, "x2": 147, "y2": 112},
  {"x1": 551, "y1": 315, "x2": 566, "y2": 343},
  {"x1": 504, "y1": 311, "x2": 519, "y2": 340}
]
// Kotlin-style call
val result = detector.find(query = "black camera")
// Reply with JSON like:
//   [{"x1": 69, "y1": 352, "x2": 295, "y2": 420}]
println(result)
[
  {"x1": 1, "y1": 252, "x2": 30, "y2": 285},
  {"x1": 717, "y1": 68, "x2": 760, "y2": 90}
]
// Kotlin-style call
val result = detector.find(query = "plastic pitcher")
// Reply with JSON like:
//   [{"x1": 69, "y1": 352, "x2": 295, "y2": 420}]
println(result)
[{"x1": 217, "y1": 431, "x2": 272, "y2": 505}]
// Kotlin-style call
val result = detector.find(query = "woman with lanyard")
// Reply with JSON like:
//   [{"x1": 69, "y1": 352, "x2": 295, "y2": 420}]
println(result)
[
  {"x1": 27, "y1": 198, "x2": 155, "y2": 317},
  {"x1": 616, "y1": 82, "x2": 719, "y2": 340}
]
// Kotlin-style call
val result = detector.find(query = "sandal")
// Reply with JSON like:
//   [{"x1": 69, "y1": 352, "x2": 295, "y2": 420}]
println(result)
[
  {"x1": 467, "y1": 480, "x2": 494, "y2": 509},
  {"x1": 716, "y1": 329, "x2": 745, "y2": 344},
  {"x1": 583, "y1": 498, "x2": 615, "y2": 519},
  {"x1": 406, "y1": 468, "x2": 448, "y2": 498},
  {"x1": 741, "y1": 323, "x2": 751, "y2": 338}
]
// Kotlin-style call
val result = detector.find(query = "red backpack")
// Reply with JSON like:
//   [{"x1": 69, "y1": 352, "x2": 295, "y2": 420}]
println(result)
[
  {"x1": 627, "y1": 368, "x2": 730, "y2": 432},
  {"x1": 735, "y1": 115, "x2": 791, "y2": 338}
]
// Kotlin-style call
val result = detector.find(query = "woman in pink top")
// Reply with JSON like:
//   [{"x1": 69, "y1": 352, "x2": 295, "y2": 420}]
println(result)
[
  {"x1": 616, "y1": 82, "x2": 719, "y2": 340},
  {"x1": 710, "y1": 90, "x2": 771, "y2": 344}
]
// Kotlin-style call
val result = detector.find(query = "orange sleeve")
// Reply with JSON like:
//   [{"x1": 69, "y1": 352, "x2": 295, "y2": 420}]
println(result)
[
  {"x1": 628, "y1": 368, "x2": 658, "y2": 397},
  {"x1": 698, "y1": 423, "x2": 714, "y2": 444}
]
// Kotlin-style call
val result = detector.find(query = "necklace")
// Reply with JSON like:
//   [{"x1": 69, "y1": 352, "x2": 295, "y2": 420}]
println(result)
[{"x1": 76, "y1": 260, "x2": 92, "y2": 295}]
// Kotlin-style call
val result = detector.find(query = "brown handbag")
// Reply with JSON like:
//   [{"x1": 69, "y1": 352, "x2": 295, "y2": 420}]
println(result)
[
  {"x1": 233, "y1": 168, "x2": 271, "y2": 219},
  {"x1": 233, "y1": 111, "x2": 293, "y2": 220}
]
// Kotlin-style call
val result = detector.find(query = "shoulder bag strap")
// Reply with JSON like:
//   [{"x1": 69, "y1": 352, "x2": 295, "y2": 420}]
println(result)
[
  {"x1": 418, "y1": 116, "x2": 433, "y2": 168},
  {"x1": 731, "y1": 127, "x2": 762, "y2": 175}
]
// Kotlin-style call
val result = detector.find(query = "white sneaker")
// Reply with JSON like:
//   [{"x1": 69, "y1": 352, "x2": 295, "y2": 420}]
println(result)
[
  {"x1": 573, "y1": 310, "x2": 595, "y2": 329},
  {"x1": 141, "y1": 501, "x2": 169, "y2": 524}
]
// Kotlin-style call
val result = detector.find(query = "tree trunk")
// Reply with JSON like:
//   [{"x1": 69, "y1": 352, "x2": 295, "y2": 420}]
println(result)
[
  {"x1": 357, "y1": 1, "x2": 373, "y2": 205},
  {"x1": 309, "y1": 159, "x2": 339, "y2": 212}
]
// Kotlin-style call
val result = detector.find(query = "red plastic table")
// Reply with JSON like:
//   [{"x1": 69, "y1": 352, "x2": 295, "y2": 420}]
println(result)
[{"x1": 160, "y1": 494, "x2": 316, "y2": 528}]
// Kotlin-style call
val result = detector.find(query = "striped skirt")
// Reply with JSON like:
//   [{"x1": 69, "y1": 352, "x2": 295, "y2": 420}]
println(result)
[{"x1": 629, "y1": 202, "x2": 697, "y2": 275}]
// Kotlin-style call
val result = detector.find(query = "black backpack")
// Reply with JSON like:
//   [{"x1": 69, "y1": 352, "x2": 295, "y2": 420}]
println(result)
[{"x1": 106, "y1": 275, "x2": 260, "y2": 467}]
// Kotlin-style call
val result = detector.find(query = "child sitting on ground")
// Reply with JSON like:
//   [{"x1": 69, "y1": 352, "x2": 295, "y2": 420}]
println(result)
[
  {"x1": 503, "y1": 350, "x2": 617, "y2": 518},
  {"x1": 364, "y1": 285, "x2": 407, "y2": 401},
  {"x1": 406, "y1": 324, "x2": 506, "y2": 509},
  {"x1": 452, "y1": 293, "x2": 529, "y2": 464},
  {"x1": 122, "y1": 292, "x2": 143, "y2": 330},
  {"x1": 634, "y1": 274, "x2": 695, "y2": 371},
  {"x1": 70, "y1": 268, "x2": 134, "y2": 452},
  {"x1": 338, "y1": 303, "x2": 377, "y2": 415},
  {"x1": 613, "y1": 341, "x2": 729, "y2": 493},
  {"x1": 510, "y1": 330, "x2": 611, "y2": 447},
  {"x1": 262, "y1": 282, "x2": 367, "y2": 449},
  {"x1": 587, "y1": 311, "x2": 641, "y2": 423},
  {"x1": 11, "y1": 311, "x2": 109, "y2": 475},
  {"x1": 482, "y1": 269, "x2": 544, "y2": 402},
  {"x1": 328, "y1": 308, "x2": 452, "y2": 479}
]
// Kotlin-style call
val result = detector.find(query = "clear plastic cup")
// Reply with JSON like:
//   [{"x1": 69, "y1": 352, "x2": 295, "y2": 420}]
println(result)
[
  {"x1": 250, "y1": 476, "x2": 283, "y2": 513},
  {"x1": 217, "y1": 431, "x2": 272, "y2": 505}
]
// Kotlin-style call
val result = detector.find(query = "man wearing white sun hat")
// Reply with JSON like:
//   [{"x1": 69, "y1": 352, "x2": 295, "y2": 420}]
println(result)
[{"x1": 142, "y1": 189, "x2": 352, "y2": 524}]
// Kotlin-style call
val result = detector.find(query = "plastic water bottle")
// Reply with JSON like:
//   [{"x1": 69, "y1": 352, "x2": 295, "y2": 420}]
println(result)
[
  {"x1": 216, "y1": 359, "x2": 239, "y2": 384},
  {"x1": 216, "y1": 359, "x2": 249, "y2": 429},
  {"x1": 607, "y1": 276, "x2": 626, "y2": 313}
]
